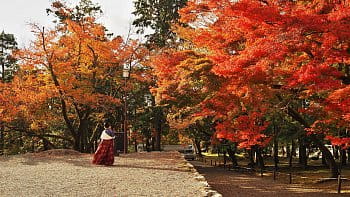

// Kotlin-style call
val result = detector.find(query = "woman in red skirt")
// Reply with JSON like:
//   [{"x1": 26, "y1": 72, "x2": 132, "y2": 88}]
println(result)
[{"x1": 92, "y1": 121, "x2": 116, "y2": 165}]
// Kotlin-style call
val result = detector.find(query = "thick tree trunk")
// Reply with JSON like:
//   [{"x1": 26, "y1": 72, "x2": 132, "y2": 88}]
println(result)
[
  {"x1": 227, "y1": 147, "x2": 238, "y2": 167},
  {"x1": 154, "y1": 108, "x2": 163, "y2": 151},
  {"x1": 322, "y1": 152, "x2": 328, "y2": 166},
  {"x1": 298, "y1": 137, "x2": 308, "y2": 168},
  {"x1": 286, "y1": 144, "x2": 291, "y2": 158},
  {"x1": 73, "y1": 135, "x2": 80, "y2": 151},
  {"x1": 310, "y1": 135, "x2": 339, "y2": 177},
  {"x1": 145, "y1": 137, "x2": 151, "y2": 152},
  {"x1": 341, "y1": 149, "x2": 347, "y2": 166},
  {"x1": 40, "y1": 29, "x2": 78, "y2": 151},
  {"x1": 77, "y1": 117, "x2": 89, "y2": 153},
  {"x1": 247, "y1": 148, "x2": 255, "y2": 168},
  {"x1": 151, "y1": 136, "x2": 155, "y2": 151},
  {"x1": 287, "y1": 106, "x2": 339, "y2": 178},
  {"x1": 333, "y1": 146, "x2": 339, "y2": 160},
  {"x1": 194, "y1": 139, "x2": 202, "y2": 157},
  {"x1": 256, "y1": 146, "x2": 265, "y2": 168},
  {"x1": 134, "y1": 138, "x2": 137, "y2": 152},
  {"x1": 155, "y1": 121, "x2": 161, "y2": 151}
]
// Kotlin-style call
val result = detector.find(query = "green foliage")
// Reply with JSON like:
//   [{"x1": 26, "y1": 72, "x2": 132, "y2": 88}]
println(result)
[
  {"x1": 132, "y1": 0, "x2": 188, "y2": 48},
  {"x1": 46, "y1": 0, "x2": 102, "y2": 24},
  {"x1": 0, "y1": 31, "x2": 17, "y2": 82}
]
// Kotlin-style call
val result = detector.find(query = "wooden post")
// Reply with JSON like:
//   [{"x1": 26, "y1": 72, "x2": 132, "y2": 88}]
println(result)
[
  {"x1": 260, "y1": 167, "x2": 263, "y2": 177},
  {"x1": 289, "y1": 172, "x2": 292, "y2": 184},
  {"x1": 338, "y1": 174, "x2": 342, "y2": 194},
  {"x1": 215, "y1": 160, "x2": 217, "y2": 166},
  {"x1": 211, "y1": 160, "x2": 212, "y2": 166},
  {"x1": 273, "y1": 169, "x2": 276, "y2": 180},
  {"x1": 289, "y1": 141, "x2": 293, "y2": 184}
]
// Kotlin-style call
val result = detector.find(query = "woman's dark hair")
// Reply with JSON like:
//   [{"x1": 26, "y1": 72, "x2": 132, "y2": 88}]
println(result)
[{"x1": 103, "y1": 121, "x2": 110, "y2": 128}]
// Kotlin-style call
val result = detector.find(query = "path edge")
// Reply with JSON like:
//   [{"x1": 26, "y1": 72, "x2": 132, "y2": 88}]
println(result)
[{"x1": 184, "y1": 159, "x2": 223, "y2": 197}]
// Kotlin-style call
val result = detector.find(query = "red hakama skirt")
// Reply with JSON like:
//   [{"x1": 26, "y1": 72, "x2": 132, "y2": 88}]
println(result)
[{"x1": 92, "y1": 139, "x2": 114, "y2": 165}]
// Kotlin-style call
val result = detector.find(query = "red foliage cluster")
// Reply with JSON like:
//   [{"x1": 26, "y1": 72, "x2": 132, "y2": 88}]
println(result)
[{"x1": 173, "y1": 0, "x2": 350, "y2": 147}]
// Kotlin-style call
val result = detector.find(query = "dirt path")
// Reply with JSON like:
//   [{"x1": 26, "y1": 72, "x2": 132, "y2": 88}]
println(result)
[
  {"x1": 0, "y1": 150, "x2": 208, "y2": 197},
  {"x1": 190, "y1": 160, "x2": 350, "y2": 197}
]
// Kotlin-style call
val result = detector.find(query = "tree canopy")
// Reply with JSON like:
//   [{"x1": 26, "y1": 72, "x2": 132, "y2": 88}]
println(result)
[{"x1": 132, "y1": 0, "x2": 188, "y2": 48}]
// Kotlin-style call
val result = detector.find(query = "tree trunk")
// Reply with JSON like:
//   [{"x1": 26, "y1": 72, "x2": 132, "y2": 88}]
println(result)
[
  {"x1": 341, "y1": 149, "x2": 347, "y2": 166},
  {"x1": 286, "y1": 106, "x2": 339, "y2": 178},
  {"x1": 227, "y1": 147, "x2": 238, "y2": 167},
  {"x1": 298, "y1": 137, "x2": 308, "y2": 168},
  {"x1": 273, "y1": 119, "x2": 279, "y2": 166},
  {"x1": 151, "y1": 136, "x2": 155, "y2": 151},
  {"x1": 289, "y1": 142, "x2": 293, "y2": 180},
  {"x1": 194, "y1": 139, "x2": 202, "y2": 157},
  {"x1": 286, "y1": 144, "x2": 291, "y2": 158},
  {"x1": 247, "y1": 148, "x2": 255, "y2": 168},
  {"x1": 333, "y1": 146, "x2": 339, "y2": 160},
  {"x1": 73, "y1": 135, "x2": 80, "y2": 151},
  {"x1": 310, "y1": 135, "x2": 339, "y2": 177},
  {"x1": 78, "y1": 118, "x2": 89, "y2": 153},
  {"x1": 134, "y1": 138, "x2": 138, "y2": 152},
  {"x1": 145, "y1": 137, "x2": 151, "y2": 152},
  {"x1": 292, "y1": 140, "x2": 297, "y2": 157},
  {"x1": 256, "y1": 146, "x2": 265, "y2": 168},
  {"x1": 0, "y1": 125, "x2": 4, "y2": 155},
  {"x1": 322, "y1": 152, "x2": 328, "y2": 166},
  {"x1": 153, "y1": 107, "x2": 163, "y2": 151},
  {"x1": 273, "y1": 139, "x2": 279, "y2": 171},
  {"x1": 155, "y1": 120, "x2": 161, "y2": 151}
]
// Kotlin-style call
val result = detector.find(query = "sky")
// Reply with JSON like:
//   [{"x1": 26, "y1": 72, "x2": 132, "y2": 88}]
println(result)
[{"x1": 0, "y1": 0, "x2": 138, "y2": 47}]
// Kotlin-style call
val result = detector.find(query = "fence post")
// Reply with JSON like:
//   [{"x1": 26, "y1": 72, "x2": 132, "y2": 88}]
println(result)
[
  {"x1": 211, "y1": 160, "x2": 212, "y2": 166},
  {"x1": 215, "y1": 160, "x2": 217, "y2": 166},
  {"x1": 289, "y1": 172, "x2": 292, "y2": 184},
  {"x1": 260, "y1": 167, "x2": 263, "y2": 177},
  {"x1": 273, "y1": 169, "x2": 276, "y2": 180},
  {"x1": 338, "y1": 174, "x2": 342, "y2": 194}
]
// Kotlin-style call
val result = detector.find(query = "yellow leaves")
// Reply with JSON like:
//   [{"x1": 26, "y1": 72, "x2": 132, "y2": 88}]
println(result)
[{"x1": 30, "y1": 122, "x2": 40, "y2": 130}]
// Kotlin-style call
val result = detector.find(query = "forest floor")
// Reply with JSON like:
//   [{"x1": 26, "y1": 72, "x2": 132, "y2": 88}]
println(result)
[
  {"x1": 0, "y1": 150, "x2": 212, "y2": 197},
  {"x1": 190, "y1": 159, "x2": 350, "y2": 197}
]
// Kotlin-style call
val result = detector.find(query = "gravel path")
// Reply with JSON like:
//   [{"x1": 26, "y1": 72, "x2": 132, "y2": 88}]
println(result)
[
  {"x1": 0, "y1": 150, "x2": 210, "y2": 197},
  {"x1": 190, "y1": 160, "x2": 350, "y2": 197}
]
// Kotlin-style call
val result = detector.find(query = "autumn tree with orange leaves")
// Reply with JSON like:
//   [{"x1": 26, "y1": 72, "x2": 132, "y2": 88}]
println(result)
[
  {"x1": 0, "y1": 0, "x2": 144, "y2": 153},
  {"x1": 150, "y1": 50, "x2": 222, "y2": 155}
]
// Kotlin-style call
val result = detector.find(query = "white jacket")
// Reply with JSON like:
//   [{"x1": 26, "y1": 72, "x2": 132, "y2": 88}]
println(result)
[{"x1": 100, "y1": 130, "x2": 115, "y2": 140}]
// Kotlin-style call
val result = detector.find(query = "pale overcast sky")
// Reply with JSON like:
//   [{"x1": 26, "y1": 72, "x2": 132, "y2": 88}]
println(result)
[{"x1": 0, "y1": 0, "x2": 138, "y2": 47}]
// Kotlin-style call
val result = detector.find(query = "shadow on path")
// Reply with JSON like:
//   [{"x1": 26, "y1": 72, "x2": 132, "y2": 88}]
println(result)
[{"x1": 190, "y1": 160, "x2": 348, "y2": 197}]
